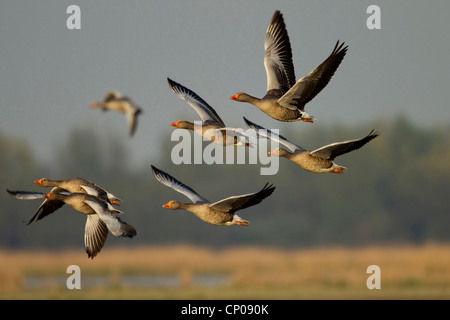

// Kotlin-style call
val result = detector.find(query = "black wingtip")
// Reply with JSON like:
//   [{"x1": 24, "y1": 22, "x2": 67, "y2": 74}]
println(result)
[
  {"x1": 272, "y1": 10, "x2": 282, "y2": 19},
  {"x1": 332, "y1": 40, "x2": 349, "y2": 55},
  {"x1": 262, "y1": 182, "x2": 276, "y2": 193},
  {"x1": 150, "y1": 164, "x2": 159, "y2": 176},
  {"x1": 242, "y1": 117, "x2": 260, "y2": 130},
  {"x1": 167, "y1": 77, "x2": 177, "y2": 91},
  {"x1": 367, "y1": 129, "x2": 380, "y2": 138},
  {"x1": 243, "y1": 116, "x2": 251, "y2": 127},
  {"x1": 150, "y1": 164, "x2": 171, "y2": 183}
]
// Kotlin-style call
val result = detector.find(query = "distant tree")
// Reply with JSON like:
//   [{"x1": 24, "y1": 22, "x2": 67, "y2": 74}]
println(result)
[
  {"x1": 2, "y1": 116, "x2": 450, "y2": 250},
  {"x1": 55, "y1": 128, "x2": 103, "y2": 179}
]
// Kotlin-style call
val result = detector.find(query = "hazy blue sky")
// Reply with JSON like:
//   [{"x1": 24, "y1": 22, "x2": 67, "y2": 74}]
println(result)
[{"x1": 1, "y1": 1, "x2": 449, "y2": 168}]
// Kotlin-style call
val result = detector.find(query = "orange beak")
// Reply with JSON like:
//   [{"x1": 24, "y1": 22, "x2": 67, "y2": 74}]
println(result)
[
  {"x1": 268, "y1": 149, "x2": 277, "y2": 155},
  {"x1": 110, "y1": 200, "x2": 120, "y2": 206},
  {"x1": 90, "y1": 102, "x2": 99, "y2": 109},
  {"x1": 301, "y1": 118, "x2": 314, "y2": 123},
  {"x1": 162, "y1": 202, "x2": 171, "y2": 208},
  {"x1": 169, "y1": 121, "x2": 178, "y2": 127},
  {"x1": 235, "y1": 221, "x2": 249, "y2": 226},
  {"x1": 43, "y1": 193, "x2": 51, "y2": 199},
  {"x1": 33, "y1": 179, "x2": 42, "y2": 186},
  {"x1": 230, "y1": 94, "x2": 239, "y2": 101}
]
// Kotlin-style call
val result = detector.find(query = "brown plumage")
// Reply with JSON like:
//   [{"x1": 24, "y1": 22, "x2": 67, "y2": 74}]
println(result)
[
  {"x1": 43, "y1": 192, "x2": 136, "y2": 259},
  {"x1": 33, "y1": 177, "x2": 121, "y2": 205},
  {"x1": 245, "y1": 117, "x2": 379, "y2": 174},
  {"x1": 151, "y1": 165, "x2": 275, "y2": 226},
  {"x1": 7, "y1": 187, "x2": 135, "y2": 259},
  {"x1": 90, "y1": 90, "x2": 142, "y2": 137},
  {"x1": 230, "y1": 10, "x2": 348, "y2": 122}
]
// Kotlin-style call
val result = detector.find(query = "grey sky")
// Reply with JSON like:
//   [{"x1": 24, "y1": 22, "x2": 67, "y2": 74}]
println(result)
[{"x1": 1, "y1": 1, "x2": 449, "y2": 168}]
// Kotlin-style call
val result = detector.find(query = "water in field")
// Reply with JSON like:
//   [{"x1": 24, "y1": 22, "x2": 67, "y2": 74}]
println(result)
[{"x1": 25, "y1": 273, "x2": 230, "y2": 289}]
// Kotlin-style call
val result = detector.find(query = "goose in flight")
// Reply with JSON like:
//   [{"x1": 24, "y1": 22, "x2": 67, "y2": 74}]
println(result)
[
  {"x1": 168, "y1": 78, "x2": 250, "y2": 147},
  {"x1": 244, "y1": 117, "x2": 378, "y2": 174},
  {"x1": 90, "y1": 90, "x2": 142, "y2": 137},
  {"x1": 7, "y1": 188, "x2": 136, "y2": 258},
  {"x1": 33, "y1": 177, "x2": 121, "y2": 206},
  {"x1": 151, "y1": 165, "x2": 275, "y2": 226},
  {"x1": 43, "y1": 191, "x2": 136, "y2": 259},
  {"x1": 230, "y1": 10, "x2": 348, "y2": 123}
]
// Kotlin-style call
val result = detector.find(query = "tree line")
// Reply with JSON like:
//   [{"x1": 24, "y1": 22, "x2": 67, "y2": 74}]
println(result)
[{"x1": 1, "y1": 115, "x2": 449, "y2": 250}]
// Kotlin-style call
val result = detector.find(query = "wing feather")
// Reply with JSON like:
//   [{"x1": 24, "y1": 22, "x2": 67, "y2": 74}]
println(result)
[
  {"x1": 84, "y1": 199, "x2": 136, "y2": 238},
  {"x1": 209, "y1": 183, "x2": 275, "y2": 214},
  {"x1": 264, "y1": 10, "x2": 295, "y2": 96},
  {"x1": 278, "y1": 40, "x2": 348, "y2": 110},
  {"x1": 310, "y1": 130, "x2": 379, "y2": 160},
  {"x1": 243, "y1": 117, "x2": 303, "y2": 152},
  {"x1": 151, "y1": 165, "x2": 208, "y2": 204},
  {"x1": 84, "y1": 214, "x2": 109, "y2": 259},
  {"x1": 167, "y1": 78, "x2": 226, "y2": 127}
]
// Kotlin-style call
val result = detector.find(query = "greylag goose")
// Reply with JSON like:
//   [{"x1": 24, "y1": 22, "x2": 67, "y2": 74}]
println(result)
[
  {"x1": 151, "y1": 165, "x2": 275, "y2": 226},
  {"x1": 90, "y1": 90, "x2": 142, "y2": 137},
  {"x1": 167, "y1": 78, "x2": 250, "y2": 147},
  {"x1": 230, "y1": 10, "x2": 348, "y2": 123},
  {"x1": 42, "y1": 192, "x2": 136, "y2": 259},
  {"x1": 244, "y1": 117, "x2": 379, "y2": 174},
  {"x1": 33, "y1": 177, "x2": 121, "y2": 206}
]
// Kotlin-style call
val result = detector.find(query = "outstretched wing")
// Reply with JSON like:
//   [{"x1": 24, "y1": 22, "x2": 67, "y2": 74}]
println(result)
[
  {"x1": 209, "y1": 183, "x2": 275, "y2": 214},
  {"x1": 7, "y1": 187, "x2": 66, "y2": 225},
  {"x1": 84, "y1": 199, "x2": 136, "y2": 238},
  {"x1": 151, "y1": 165, "x2": 209, "y2": 204},
  {"x1": 310, "y1": 130, "x2": 379, "y2": 160},
  {"x1": 6, "y1": 189, "x2": 46, "y2": 200},
  {"x1": 264, "y1": 10, "x2": 296, "y2": 97},
  {"x1": 167, "y1": 78, "x2": 226, "y2": 127},
  {"x1": 278, "y1": 40, "x2": 348, "y2": 110},
  {"x1": 243, "y1": 117, "x2": 303, "y2": 152},
  {"x1": 84, "y1": 214, "x2": 109, "y2": 259},
  {"x1": 104, "y1": 90, "x2": 123, "y2": 102}
]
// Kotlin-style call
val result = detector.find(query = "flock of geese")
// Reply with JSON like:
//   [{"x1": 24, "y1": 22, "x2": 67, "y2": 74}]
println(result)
[{"x1": 7, "y1": 10, "x2": 379, "y2": 259}]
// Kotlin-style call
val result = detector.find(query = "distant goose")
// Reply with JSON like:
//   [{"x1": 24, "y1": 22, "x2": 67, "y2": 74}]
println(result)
[
  {"x1": 151, "y1": 165, "x2": 275, "y2": 226},
  {"x1": 244, "y1": 117, "x2": 379, "y2": 174},
  {"x1": 230, "y1": 10, "x2": 348, "y2": 123},
  {"x1": 90, "y1": 90, "x2": 142, "y2": 137},
  {"x1": 167, "y1": 78, "x2": 250, "y2": 147},
  {"x1": 33, "y1": 177, "x2": 121, "y2": 206}
]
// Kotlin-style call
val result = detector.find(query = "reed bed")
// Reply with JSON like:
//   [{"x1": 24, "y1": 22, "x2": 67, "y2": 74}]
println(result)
[{"x1": 1, "y1": 243, "x2": 450, "y2": 299}]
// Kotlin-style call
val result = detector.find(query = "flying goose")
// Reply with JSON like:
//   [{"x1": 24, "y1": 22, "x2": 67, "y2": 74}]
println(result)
[
  {"x1": 43, "y1": 192, "x2": 136, "y2": 259},
  {"x1": 151, "y1": 165, "x2": 275, "y2": 226},
  {"x1": 168, "y1": 78, "x2": 250, "y2": 147},
  {"x1": 33, "y1": 177, "x2": 122, "y2": 206},
  {"x1": 230, "y1": 10, "x2": 348, "y2": 122},
  {"x1": 90, "y1": 90, "x2": 142, "y2": 137},
  {"x1": 7, "y1": 187, "x2": 68, "y2": 224},
  {"x1": 244, "y1": 117, "x2": 379, "y2": 174},
  {"x1": 7, "y1": 188, "x2": 136, "y2": 258}
]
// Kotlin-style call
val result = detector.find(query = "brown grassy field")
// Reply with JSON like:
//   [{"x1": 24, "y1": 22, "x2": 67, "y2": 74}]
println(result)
[{"x1": 1, "y1": 243, "x2": 450, "y2": 299}]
